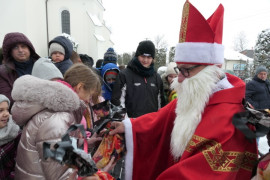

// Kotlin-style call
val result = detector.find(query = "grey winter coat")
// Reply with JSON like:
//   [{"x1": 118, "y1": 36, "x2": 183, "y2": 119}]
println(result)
[{"x1": 11, "y1": 75, "x2": 86, "y2": 180}]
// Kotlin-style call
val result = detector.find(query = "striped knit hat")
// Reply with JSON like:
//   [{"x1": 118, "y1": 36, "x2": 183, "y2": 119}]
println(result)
[{"x1": 103, "y1": 48, "x2": 117, "y2": 65}]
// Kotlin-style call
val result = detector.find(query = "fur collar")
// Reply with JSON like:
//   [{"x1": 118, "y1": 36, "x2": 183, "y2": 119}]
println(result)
[{"x1": 12, "y1": 75, "x2": 80, "y2": 111}]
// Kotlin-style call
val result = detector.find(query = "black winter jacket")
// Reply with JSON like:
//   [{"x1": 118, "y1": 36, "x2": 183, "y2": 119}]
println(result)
[
  {"x1": 245, "y1": 76, "x2": 270, "y2": 109},
  {"x1": 111, "y1": 58, "x2": 165, "y2": 118}
]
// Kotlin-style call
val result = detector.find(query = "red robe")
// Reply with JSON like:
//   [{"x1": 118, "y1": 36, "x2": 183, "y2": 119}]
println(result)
[{"x1": 127, "y1": 74, "x2": 257, "y2": 180}]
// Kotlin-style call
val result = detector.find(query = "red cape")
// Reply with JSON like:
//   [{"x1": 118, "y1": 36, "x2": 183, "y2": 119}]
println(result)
[{"x1": 129, "y1": 74, "x2": 257, "y2": 180}]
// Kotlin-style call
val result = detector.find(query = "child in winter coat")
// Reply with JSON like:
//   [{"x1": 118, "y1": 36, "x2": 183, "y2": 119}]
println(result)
[
  {"x1": 0, "y1": 94, "x2": 21, "y2": 179},
  {"x1": 11, "y1": 64, "x2": 114, "y2": 180},
  {"x1": 101, "y1": 63, "x2": 120, "y2": 101},
  {"x1": 32, "y1": 58, "x2": 104, "y2": 140},
  {"x1": 32, "y1": 57, "x2": 64, "y2": 80},
  {"x1": 49, "y1": 35, "x2": 73, "y2": 75}
]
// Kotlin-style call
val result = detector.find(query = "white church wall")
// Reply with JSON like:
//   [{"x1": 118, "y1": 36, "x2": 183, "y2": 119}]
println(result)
[
  {"x1": 0, "y1": 0, "x2": 48, "y2": 57},
  {"x1": 25, "y1": 0, "x2": 48, "y2": 57},
  {"x1": 0, "y1": 0, "x2": 113, "y2": 63},
  {"x1": 0, "y1": 0, "x2": 27, "y2": 40},
  {"x1": 47, "y1": 0, "x2": 112, "y2": 61}
]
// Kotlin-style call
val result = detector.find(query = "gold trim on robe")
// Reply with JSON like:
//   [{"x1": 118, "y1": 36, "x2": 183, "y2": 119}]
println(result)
[{"x1": 186, "y1": 135, "x2": 257, "y2": 172}]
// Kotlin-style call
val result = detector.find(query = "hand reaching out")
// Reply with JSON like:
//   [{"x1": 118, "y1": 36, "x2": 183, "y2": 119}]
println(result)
[
  {"x1": 87, "y1": 133, "x2": 102, "y2": 146},
  {"x1": 102, "y1": 156, "x2": 116, "y2": 172},
  {"x1": 109, "y1": 122, "x2": 125, "y2": 135}
]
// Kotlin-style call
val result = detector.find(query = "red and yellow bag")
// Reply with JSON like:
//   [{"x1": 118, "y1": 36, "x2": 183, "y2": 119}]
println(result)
[{"x1": 92, "y1": 123, "x2": 126, "y2": 169}]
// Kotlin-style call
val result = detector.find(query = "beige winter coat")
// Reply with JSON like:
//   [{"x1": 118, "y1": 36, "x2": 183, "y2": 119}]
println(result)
[{"x1": 11, "y1": 75, "x2": 86, "y2": 180}]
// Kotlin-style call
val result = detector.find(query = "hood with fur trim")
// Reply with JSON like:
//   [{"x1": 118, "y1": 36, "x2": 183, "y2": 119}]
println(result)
[{"x1": 11, "y1": 75, "x2": 81, "y2": 125}]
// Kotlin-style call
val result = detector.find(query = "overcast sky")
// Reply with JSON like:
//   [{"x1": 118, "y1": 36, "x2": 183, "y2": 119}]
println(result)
[{"x1": 102, "y1": 0, "x2": 270, "y2": 54}]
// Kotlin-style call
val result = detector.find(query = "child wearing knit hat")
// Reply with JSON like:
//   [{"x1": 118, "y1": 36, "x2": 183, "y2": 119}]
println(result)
[
  {"x1": 0, "y1": 94, "x2": 21, "y2": 179},
  {"x1": 32, "y1": 57, "x2": 63, "y2": 80},
  {"x1": 101, "y1": 63, "x2": 120, "y2": 101},
  {"x1": 49, "y1": 42, "x2": 65, "y2": 63},
  {"x1": 103, "y1": 48, "x2": 118, "y2": 66},
  {"x1": 48, "y1": 36, "x2": 73, "y2": 75}
]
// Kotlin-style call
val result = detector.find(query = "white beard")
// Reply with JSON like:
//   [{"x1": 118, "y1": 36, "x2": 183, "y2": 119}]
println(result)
[{"x1": 170, "y1": 65, "x2": 225, "y2": 160}]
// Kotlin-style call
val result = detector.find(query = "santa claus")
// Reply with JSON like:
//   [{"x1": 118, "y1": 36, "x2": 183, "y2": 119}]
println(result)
[{"x1": 110, "y1": 1, "x2": 257, "y2": 179}]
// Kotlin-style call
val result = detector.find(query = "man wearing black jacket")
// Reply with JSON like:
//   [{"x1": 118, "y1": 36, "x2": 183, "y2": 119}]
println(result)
[{"x1": 111, "y1": 40, "x2": 165, "y2": 118}]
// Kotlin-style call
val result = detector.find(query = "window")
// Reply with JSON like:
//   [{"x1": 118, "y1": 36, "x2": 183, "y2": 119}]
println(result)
[{"x1": 61, "y1": 10, "x2": 70, "y2": 34}]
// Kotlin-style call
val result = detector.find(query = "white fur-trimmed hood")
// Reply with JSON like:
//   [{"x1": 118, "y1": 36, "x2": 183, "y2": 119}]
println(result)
[{"x1": 12, "y1": 75, "x2": 80, "y2": 111}]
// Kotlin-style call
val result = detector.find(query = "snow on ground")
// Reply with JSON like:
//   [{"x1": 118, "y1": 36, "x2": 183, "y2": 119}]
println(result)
[{"x1": 258, "y1": 135, "x2": 269, "y2": 155}]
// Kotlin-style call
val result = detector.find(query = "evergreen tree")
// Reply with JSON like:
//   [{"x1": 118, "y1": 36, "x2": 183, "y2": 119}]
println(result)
[
  {"x1": 254, "y1": 29, "x2": 270, "y2": 70},
  {"x1": 153, "y1": 35, "x2": 167, "y2": 71},
  {"x1": 154, "y1": 47, "x2": 167, "y2": 71},
  {"x1": 169, "y1": 46, "x2": 175, "y2": 63},
  {"x1": 122, "y1": 53, "x2": 132, "y2": 65},
  {"x1": 241, "y1": 60, "x2": 251, "y2": 80},
  {"x1": 117, "y1": 54, "x2": 123, "y2": 65}
]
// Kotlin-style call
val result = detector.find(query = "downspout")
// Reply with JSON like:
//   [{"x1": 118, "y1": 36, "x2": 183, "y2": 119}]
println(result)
[{"x1": 45, "y1": 0, "x2": 49, "y2": 56}]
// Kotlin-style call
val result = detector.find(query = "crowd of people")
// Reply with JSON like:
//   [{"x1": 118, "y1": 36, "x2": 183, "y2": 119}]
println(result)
[{"x1": 1, "y1": 0, "x2": 270, "y2": 180}]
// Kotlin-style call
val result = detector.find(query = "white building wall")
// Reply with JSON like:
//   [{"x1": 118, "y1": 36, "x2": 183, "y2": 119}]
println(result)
[
  {"x1": 96, "y1": 25, "x2": 113, "y2": 60},
  {"x1": 25, "y1": 0, "x2": 48, "y2": 57},
  {"x1": 47, "y1": 0, "x2": 113, "y2": 62},
  {"x1": 0, "y1": 0, "x2": 27, "y2": 37},
  {"x1": 0, "y1": 0, "x2": 113, "y2": 62},
  {"x1": 0, "y1": 0, "x2": 48, "y2": 57}
]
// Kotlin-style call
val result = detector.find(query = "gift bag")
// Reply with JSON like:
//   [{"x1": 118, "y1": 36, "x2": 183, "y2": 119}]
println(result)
[{"x1": 92, "y1": 123, "x2": 126, "y2": 169}]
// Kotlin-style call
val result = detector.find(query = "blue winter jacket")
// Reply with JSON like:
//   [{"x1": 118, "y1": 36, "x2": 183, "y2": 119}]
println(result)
[
  {"x1": 100, "y1": 63, "x2": 120, "y2": 101},
  {"x1": 246, "y1": 75, "x2": 270, "y2": 109}
]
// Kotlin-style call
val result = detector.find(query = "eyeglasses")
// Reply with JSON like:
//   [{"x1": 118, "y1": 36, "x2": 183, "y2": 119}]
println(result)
[{"x1": 174, "y1": 65, "x2": 201, "y2": 77}]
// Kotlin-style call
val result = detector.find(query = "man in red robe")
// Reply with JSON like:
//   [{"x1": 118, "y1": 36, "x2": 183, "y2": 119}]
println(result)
[{"x1": 110, "y1": 1, "x2": 257, "y2": 179}]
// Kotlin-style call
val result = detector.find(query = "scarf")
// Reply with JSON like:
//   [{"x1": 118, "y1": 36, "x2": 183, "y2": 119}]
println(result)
[
  {"x1": 128, "y1": 57, "x2": 155, "y2": 77},
  {"x1": 13, "y1": 58, "x2": 34, "y2": 77},
  {"x1": 0, "y1": 116, "x2": 20, "y2": 146}
]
